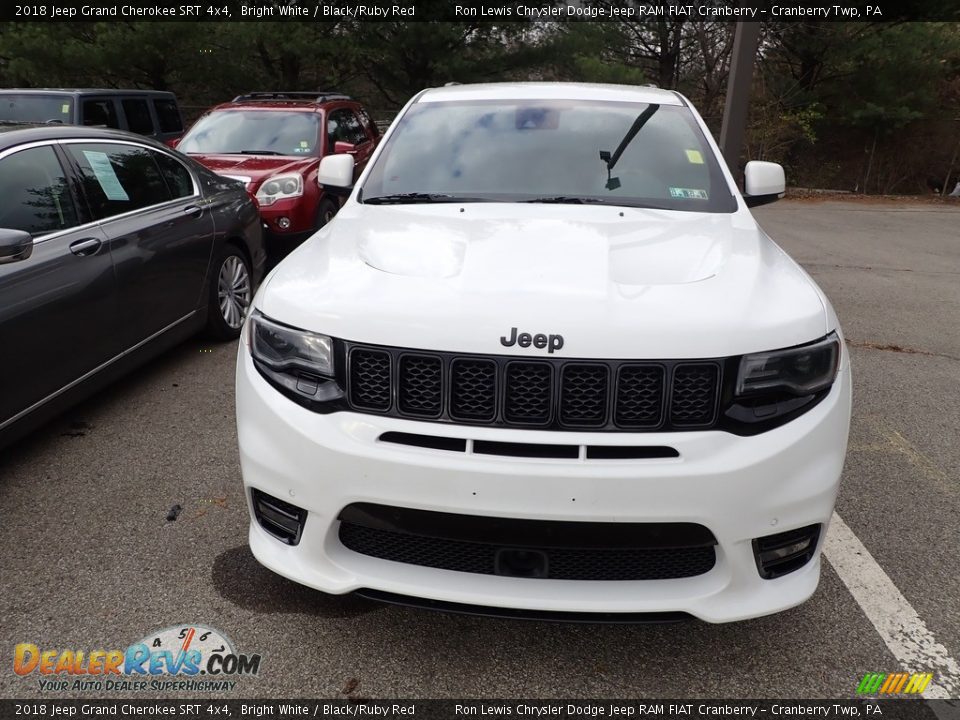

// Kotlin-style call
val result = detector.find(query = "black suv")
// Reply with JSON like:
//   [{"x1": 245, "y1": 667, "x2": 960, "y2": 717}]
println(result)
[{"x1": 0, "y1": 89, "x2": 185, "y2": 143}]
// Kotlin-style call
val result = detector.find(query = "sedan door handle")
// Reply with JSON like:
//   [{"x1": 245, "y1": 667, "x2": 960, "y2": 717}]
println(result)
[
  {"x1": 69, "y1": 237, "x2": 102, "y2": 256},
  {"x1": 183, "y1": 205, "x2": 203, "y2": 217}
]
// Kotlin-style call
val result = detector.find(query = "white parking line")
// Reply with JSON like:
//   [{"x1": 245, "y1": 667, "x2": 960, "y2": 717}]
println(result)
[{"x1": 824, "y1": 512, "x2": 960, "y2": 700}]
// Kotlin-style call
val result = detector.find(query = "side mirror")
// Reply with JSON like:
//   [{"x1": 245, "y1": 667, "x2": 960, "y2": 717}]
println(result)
[
  {"x1": 743, "y1": 161, "x2": 786, "y2": 207},
  {"x1": 166, "y1": 137, "x2": 181, "y2": 149},
  {"x1": 333, "y1": 141, "x2": 356, "y2": 155},
  {"x1": 318, "y1": 154, "x2": 355, "y2": 189},
  {"x1": 0, "y1": 228, "x2": 33, "y2": 264}
]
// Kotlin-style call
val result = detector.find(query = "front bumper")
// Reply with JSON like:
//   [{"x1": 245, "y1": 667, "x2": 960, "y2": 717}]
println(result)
[{"x1": 236, "y1": 340, "x2": 851, "y2": 623}]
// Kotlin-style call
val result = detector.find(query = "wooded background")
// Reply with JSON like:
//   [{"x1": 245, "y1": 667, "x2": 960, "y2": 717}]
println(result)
[{"x1": 2, "y1": 15, "x2": 959, "y2": 194}]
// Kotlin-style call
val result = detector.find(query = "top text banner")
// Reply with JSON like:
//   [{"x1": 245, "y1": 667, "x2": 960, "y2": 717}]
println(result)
[{"x1": 6, "y1": 0, "x2": 960, "y2": 22}]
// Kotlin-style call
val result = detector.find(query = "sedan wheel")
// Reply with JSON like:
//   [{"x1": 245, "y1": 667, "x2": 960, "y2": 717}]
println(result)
[{"x1": 217, "y1": 254, "x2": 251, "y2": 331}]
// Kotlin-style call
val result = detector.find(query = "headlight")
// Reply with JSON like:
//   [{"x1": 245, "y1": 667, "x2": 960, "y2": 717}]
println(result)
[
  {"x1": 248, "y1": 312, "x2": 343, "y2": 406},
  {"x1": 255, "y1": 174, "x2": 303, "y2": 206},
  {"x1": 250, "y1": 312, "x2": 333, "y2": 376},
  {"x1": 736, "y1": 332, "x2": 840, "y2": 397}
]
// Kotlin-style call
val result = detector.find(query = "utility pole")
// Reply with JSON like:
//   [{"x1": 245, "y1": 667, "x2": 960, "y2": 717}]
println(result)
[{"x1": 719, "y1": 22, "x2": 761, "y2": 175}]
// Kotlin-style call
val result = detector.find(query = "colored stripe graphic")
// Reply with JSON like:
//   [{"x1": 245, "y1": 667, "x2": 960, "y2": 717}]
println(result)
[
  {"x1": 857, "y1": 672, "x2": 934, "y2": 694},
  {"x1": 857, "y1": 673, "x2": 886, "y2": 694}
]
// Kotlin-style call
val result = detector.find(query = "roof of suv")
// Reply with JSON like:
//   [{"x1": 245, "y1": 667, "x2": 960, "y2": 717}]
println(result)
[
  {"x1": 0, "y1": 88, "x2": 176, "y2": 97},
  {"x1": 213, "y1": 91, "x2": 357, "y2": 113},
  {"x1": 418, "y1": 82, "x2": 684, "y2": 106}
]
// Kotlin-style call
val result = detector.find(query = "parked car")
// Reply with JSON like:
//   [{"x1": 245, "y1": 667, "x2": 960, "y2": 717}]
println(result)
[
  {"x1": 235, "y1": 82, "x2": 852, "y2": 623},
  {"x1": 0, "y1": 125, "x2": 265, "y2": 450},
  {"x1": 176, "y1": 91, "x2": 379, "y2": 259},
  {"x1": 0, "y1": 88, "x2": 185, "y2": 144}
]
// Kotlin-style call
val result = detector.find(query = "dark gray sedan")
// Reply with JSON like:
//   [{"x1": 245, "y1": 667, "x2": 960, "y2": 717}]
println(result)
[{"x1": 0, "y1": 125, "x2": 265, "y2": 449}]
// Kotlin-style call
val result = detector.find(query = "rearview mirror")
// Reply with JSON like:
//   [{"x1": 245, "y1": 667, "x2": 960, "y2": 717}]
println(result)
[
  {"x1": 0, "y1": 228, "x2": 33, "y2": 264},
  {"x1": 318, "y1": 154, "x2": 355, "y2": 189},
  {"x1": 744, "y1": 161, "x2": 785, "y2": 207}
]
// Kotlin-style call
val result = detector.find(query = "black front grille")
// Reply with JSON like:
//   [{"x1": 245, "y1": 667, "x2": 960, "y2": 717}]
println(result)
[
  {"x1": 398, "y1": 355, "x2": 443, "y2": 416},
  {"x1": 504, "y1": 362, "x2": 553, "y2": 424},
  {"x1": 450, "y1": 359, "x2": 497, "y2": 421},
  {"x1": 615, "y1": 365, "x2": 665, "y2": 428},
  {"x1": 349, "y1": 348, "x2": 391, "y2": 410},
  {"x1": 560, "y1": 364, "x2": 609, "y2": 426},
  {"x1": 345, "y1": 343, "x2": 722, "y2": 432},
  {"x1": 671, "y1": 364, "x2": 720, "y2": 426},
  {"x1": 338, "y1": 503, "x2": 717, "y2": 582}
]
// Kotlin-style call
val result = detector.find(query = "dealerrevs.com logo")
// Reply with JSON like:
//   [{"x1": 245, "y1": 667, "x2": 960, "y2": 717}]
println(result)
[{"x1": 13, "y1": 624, "x2": 261, "y2": 692}]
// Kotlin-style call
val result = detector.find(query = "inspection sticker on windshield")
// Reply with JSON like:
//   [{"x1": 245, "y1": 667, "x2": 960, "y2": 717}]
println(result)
[
  {"x1": 685, "y1": 149, "x2": 704, "y2": 164},
  {"x1": 61, "y1": 103, "x2": 70, "y2": 114},
  {"x1": 669, "y1": 187, "x2": 708, "y2": 200},
  {"x1": 83, "y1": 151, "x2": 129, "y2": 202}
]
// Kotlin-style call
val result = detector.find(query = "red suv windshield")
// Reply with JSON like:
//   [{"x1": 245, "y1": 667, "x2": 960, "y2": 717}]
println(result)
[{"x1": 179, "y1": 110, "x2": 320, "y2": 156}]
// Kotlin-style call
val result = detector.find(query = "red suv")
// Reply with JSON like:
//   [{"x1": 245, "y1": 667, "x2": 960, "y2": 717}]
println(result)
[{"x1": 177, "y1": 91, "x2": 379, "y2": 257}]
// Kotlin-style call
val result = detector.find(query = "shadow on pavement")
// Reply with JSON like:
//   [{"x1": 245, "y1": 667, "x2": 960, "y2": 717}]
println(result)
[{"x1": 212, "y1": 545, "x2": 381, "y2": 619}]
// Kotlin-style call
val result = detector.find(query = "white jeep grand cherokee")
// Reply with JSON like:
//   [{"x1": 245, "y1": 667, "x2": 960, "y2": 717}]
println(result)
[{"x1": 235, "y1": 82, "x2": 851, "y2": 623}]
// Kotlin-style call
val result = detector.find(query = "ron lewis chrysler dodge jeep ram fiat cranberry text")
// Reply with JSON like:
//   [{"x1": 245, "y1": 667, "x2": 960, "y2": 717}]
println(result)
[{"x1": 235, "y1": 82, "x2": 851, "y2": 623}]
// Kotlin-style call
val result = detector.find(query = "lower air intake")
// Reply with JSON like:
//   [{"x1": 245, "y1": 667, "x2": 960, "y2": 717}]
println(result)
[
  {"x1": 337, "y1": 503, "x2": 717, "y2": 581},
  {"x1": 752, "y1": 524, "x2": 822, "y2": 579},
  {"x1": 252, "y1": 489, "x2": 307, "y2": 546}
]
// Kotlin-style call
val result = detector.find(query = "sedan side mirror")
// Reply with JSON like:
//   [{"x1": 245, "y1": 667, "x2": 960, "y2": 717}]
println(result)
[
  {"x1": 0, "y1": 228, "x2": 33, "y2": 264},
  {"x1": 318, "y1": 154, "x2": 355, "y2": 189},
  {"x1": 744, "y1": 161, "x2": 786, "y2": 208}
]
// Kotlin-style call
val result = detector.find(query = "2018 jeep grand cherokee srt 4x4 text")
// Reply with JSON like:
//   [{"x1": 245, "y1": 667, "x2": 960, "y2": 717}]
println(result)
[{"x1": 235, "y1": 83, "x2": 851, "y2": 623}]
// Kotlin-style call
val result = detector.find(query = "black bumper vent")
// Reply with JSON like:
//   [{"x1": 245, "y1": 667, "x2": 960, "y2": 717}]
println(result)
[
  {"x1": 338, "y1": 503, "x2": 717, "y2": 582},
  {"x1": 252, "y1": 489, "x2": 307, "y2": 546},
  {"x1": 753, "y1": 524, "x2": 822, "y2": 579}
]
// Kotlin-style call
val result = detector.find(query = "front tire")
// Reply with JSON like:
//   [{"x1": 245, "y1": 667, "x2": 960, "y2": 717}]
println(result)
[
  {"x1": 316, "y1": 197, "x2": 338, "y2": 230},
  {"x1": 207, "y1": 245, "x2": 252, "y2": 341}
]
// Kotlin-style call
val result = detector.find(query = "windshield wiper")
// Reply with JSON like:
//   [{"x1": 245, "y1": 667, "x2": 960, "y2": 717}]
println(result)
[
  {"x1": 524, "y1": 197, "x2": 676, "y2": 211},
  {"x1": 363, "y1": 192, "x2": 491, "y2": 205},
  {"x1": 599, "y1": 104, "x2": 661, "y2": 190},
  {"x1": 238, "y1": 150, "x2": 284, "y2": 156},
  {"x1": 520, "y1": 196, "x2": 605, "y2": 204}
]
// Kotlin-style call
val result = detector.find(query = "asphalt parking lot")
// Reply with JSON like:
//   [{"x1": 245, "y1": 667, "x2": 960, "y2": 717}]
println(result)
[{"x1": 1, "y1": 200, "x2": 959, "y2": 700}]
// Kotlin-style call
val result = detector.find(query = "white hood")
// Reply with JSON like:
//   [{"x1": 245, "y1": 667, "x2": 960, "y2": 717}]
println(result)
[{"x1": 257, "y1": 203, "x2": 828, "y2": 359}]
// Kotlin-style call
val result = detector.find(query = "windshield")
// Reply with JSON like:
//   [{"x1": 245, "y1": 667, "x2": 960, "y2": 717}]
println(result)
[
  {"x1": 362, "y1": 100, "x2": 736, "y2": 212},
  {"x1": 178, "y1": 110, "x2": 320, "y2": 156},
  {"x1": 0, "y1": 94, "x2": 72, "y2": 124}
]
